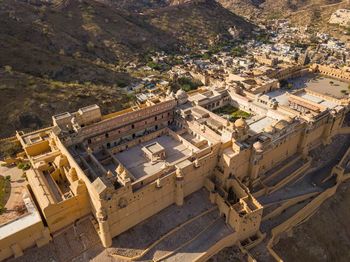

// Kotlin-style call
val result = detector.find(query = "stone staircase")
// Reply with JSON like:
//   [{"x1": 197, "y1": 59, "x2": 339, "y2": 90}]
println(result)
[
  {"x1": 131, "y1": 208, "x2": 237, "y2": 262},
  {"x1": 137, "y1": 209, "x2": 220, "y2": 261},
  {"x1": 162, "y1": 218, "x2": 235, "y2": 262}
]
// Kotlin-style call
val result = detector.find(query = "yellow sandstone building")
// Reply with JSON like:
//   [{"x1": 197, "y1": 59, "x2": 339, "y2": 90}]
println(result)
[{"x1": 1, "y1": 64, "x2": 350, "y2": 261}]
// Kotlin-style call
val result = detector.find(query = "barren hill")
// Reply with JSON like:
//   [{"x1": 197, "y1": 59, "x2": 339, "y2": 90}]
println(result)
[
  {"x1": 218, "y1": 0, "x2": 345, "y2": 18},
  {"x1": 0, "y1": 0, "x2": 253, "y2": 84},
  {"x1": 145, "y1": 0, "x2": 254, "y2": 46},
  {"x1": 0, "y1": 0, "x2": 176, "y2": 84},
  {"x1": 0, "y1": 0, "x2": 254, "y2": 137}
]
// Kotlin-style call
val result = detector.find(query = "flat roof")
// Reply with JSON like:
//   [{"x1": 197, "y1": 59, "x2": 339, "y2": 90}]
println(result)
[
  {"x1": 248, "y1": 116, "x2": 275, "y2": 134},
  {"x1": 53, "y1": 112, "x2": 71, "y2": 120},
  {"x1": 115, "y1": 135, "x2": 192, "y2": 180},
  {"x1": 267, "y1": 74, "x2": 346, "y2": 110},
  {"x1": 0, "y1": 197, "x2": 41, "y2": 240},
  {"x1": 266, "y1": 90, "x2": 289, "y2": 106},
  {"x1": 79, "y1": 104, "x2": 100, "y2": 112},
  {"x1": 144, "y1": 142, "x2": 165, "y2": 154},
  {"x1": 299, "y1": 93, "x2": 323, "y2": 104},
  {"x1": 288, "y1": 73, "x2": 349, "y2": 99},
  {"x1": 189, "y1": 93, "x2": 208, "y2": 102}
]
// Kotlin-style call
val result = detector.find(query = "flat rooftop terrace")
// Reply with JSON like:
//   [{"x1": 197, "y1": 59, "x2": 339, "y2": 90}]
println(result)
[
  {"x1": 267, "y1": 89, "x2": 339, "y2": 110},
  {"x1": 114, "y1": 135, "x2": 192, "y2": 180},
  {"x1": 287, "y1": 73, "x2": 349, "y2": 99},
  {"x1": 0, "y1": 197, "x2": 41, "y2": 240},
  {"x1": 248, "y1": 116, "x2": 276, "y2": 134},
  {"x1": 267, "y1": 73, "x2": 347, "y2": 110}
]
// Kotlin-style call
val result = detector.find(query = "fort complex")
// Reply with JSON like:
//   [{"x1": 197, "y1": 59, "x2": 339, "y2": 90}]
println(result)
[{"x1": 1, "y1": 63, "x2": 350, "y2": 261}]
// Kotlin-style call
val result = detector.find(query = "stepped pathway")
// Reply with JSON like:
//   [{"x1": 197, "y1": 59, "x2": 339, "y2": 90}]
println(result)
[
  {"x1": 162, "y1": 218, "x2": 234, "y2": 262},
  {"x1": 139, "y1": 209, "x2": 219, "y2": 261},
  {"x1": 261, "y1": 155, "x2": 300, "y2": 184},
  {"x1": 252, "y1": 155, "x2": 301, "y2": 194},
  {"x1": 264, "y1": 158, "x2": 306, "y2": 187}
]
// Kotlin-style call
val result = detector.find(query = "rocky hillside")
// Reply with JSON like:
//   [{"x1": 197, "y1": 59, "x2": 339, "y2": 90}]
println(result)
[
  {"x1": 217, "y1": 0, "x2": 345, "y2": 19},
  {"x1": 146, "y1": 0, "x2": 254, "y2": 46},
  {"x1": 0, "y1": 0, "x2": 175, "y2": 84},
  {"x1": 0, "y1": 0, "x2": 254, "y2": 137},
  {"x1": 0, "y1": 68, "x2": 134, "y2": 138},
  {"x1": 0, "y1": 0, "x2": 254, "y2": 83},
  {"x1": 100, "y1": 0, "x2": 349, "y2": 34},
  {"x1": 95, "y1": 0, "x2": 171, "y2": 12}
]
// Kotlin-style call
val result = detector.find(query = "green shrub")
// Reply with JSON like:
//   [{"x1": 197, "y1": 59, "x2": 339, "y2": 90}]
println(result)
[
  {"x1": 178, "y1": 77, "x2": 202, "y2": 92},
  {"x1": 231, "y1": 46, "x2": 246, "y2": 57},
  {"x1": 146, "y1": 61, "x2": 161, "y2": 71},
  {"x1": 17, "y1": 162, "x2": 30, "y2": 170},
  {"x1": 0, "y1": 140, "x2": 22, "y2": 158},
  {"x1": 0, "y1": 206, "x2": 7, "y2": 215},
  {"x1": 23, "y1": 163, "x2": 31, "y2": 170},
  {"x1": 181, "y1": 84, "x2": 192, "y2": 92},
  {"x1": 231, "y1": 110, "x2": 251, "y2": 120},
  {"x1": 116, "y1": 79, "x2": 128, "y2": 88},
  {"x1": 201, "y1": 52, "x2": 211, "y2": 60}
]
